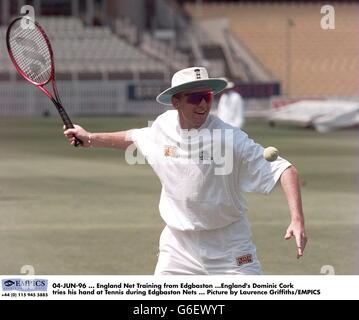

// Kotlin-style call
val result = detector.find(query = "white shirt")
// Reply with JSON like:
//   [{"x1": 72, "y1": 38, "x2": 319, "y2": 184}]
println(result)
[
  {"x1": 131, "y1": 110, "x2": 291, "y2": 231},
  {"x1": 217, "y1": 91, "x2": 245, "y2": 128}
]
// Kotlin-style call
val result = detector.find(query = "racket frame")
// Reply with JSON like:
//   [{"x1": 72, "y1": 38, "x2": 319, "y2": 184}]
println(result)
[{"x1": 6, "y1": 16, "x2": 82, "y2": 146}]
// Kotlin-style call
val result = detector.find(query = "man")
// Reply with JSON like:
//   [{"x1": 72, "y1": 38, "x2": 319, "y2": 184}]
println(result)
[
  {"x1": 217, "y1": 78, "x2": 245, "y2": 128},
  {"x1": 64, "y1": 67, "x2": 307, "y2": 275}
]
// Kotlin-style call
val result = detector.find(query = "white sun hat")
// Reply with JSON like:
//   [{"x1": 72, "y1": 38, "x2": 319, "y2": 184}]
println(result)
[{"x1": 156, "y1": 67, "x2": 227, "y2": 105}]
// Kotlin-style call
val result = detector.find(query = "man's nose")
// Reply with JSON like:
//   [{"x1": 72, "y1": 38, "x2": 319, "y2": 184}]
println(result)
[{"x1": 198, "y1": 97, "x2": 207, "y2": 107}]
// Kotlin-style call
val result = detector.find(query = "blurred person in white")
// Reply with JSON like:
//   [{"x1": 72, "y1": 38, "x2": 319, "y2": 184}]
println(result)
[
  {"x1": 217, "y1": 78, "x2": 245, "y2": 128},
  {"x1": 64, "y1": 67, "x2": 307, "y2": 275}
]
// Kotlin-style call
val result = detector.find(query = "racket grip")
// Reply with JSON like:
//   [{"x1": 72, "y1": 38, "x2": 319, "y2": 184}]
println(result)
[
  {"x1": 56, "y1": 103, "x2": 83, "y2": 147},
  {"x1": 73, "y1": 136, "x2": 83, "y2": 147},
  {"x1": 63, "y1": 122, "x2": 83, "y2": 147}
]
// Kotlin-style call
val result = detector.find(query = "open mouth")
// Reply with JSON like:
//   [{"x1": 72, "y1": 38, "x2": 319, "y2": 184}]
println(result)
[{"x1": 195, "y1": 110, "x2": 206, "y2": 115}]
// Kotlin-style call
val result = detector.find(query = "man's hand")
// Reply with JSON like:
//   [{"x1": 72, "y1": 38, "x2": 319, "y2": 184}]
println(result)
[
  {"x1": 64, "y1": 125, "x2": 91, "y2": 147},
  {"x1": 280, "y1": 166, "x2": 308, "y2": 259},
  {"x1": 284, "y1": 220, "x2": 308, "y2": 259}
]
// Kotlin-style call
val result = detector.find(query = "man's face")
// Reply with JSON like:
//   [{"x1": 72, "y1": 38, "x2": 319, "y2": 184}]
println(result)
[{"x1": 172, "y1": 88, "x2": 214, "y2": 129}]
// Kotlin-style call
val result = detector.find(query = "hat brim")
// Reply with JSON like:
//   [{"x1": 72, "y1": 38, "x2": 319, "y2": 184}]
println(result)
[
  {"x1": 156, "y1": 79, "x2": 227, "y2": 105},
  {"x1": 226, "y1": 81, "x2": 235, "y2": 89}
]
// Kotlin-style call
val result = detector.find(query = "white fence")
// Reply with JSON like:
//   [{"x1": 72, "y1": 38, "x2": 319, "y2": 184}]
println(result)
[{"x1": 0, "y1": 81, "x2": 171, "y2": 117}]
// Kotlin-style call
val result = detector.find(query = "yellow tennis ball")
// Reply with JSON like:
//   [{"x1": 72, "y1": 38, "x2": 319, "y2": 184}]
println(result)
[{"x1": 263, "y1": 146, "x2": 279, "y2": 162}]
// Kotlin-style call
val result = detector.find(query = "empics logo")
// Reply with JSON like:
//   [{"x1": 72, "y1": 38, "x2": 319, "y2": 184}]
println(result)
[
  {"x1": 2, "y1": 279, "x2": 48, "y2": 292},
  {"x1": 3, "y1": 280, "x2": 15, "y2": 287}
]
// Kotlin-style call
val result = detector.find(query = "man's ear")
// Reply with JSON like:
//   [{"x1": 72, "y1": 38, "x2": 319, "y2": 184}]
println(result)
[{"x1": 171, "y1": 96, "x2": 179, "y2": 109}]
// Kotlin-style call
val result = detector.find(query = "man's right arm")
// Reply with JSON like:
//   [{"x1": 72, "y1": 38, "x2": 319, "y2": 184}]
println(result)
[{"x1": 64, "y1": 125, "x2": 133, "y2": 150}]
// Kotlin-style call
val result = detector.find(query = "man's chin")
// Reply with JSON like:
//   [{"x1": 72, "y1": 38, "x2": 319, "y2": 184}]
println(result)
[{"x1": 193, "y1": 113, "x2": 208, "y2": 127}]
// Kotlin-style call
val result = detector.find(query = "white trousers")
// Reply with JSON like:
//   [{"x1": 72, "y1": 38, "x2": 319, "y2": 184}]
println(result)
[{"x1": 154, "y1": 220, "x2": 262, "y2": 275}]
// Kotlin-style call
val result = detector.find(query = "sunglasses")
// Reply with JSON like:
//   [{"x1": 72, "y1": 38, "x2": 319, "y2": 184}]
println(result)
[{"x1": 184, "y1": 91, "x2": 213, "y2": 105}]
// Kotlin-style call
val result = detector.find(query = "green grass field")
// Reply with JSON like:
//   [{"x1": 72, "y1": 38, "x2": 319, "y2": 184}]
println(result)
[{"x1": 0, "y1": 116, "x2": 358, "y2": 275}]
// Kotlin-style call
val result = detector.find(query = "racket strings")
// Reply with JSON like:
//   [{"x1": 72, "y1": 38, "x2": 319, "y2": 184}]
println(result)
[{"x1": 9, "y1": 20, "x2": 52, "y2": 84}]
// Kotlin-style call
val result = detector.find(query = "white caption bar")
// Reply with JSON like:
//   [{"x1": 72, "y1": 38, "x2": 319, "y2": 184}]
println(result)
[{"x1": 0, "y1": 276, "x2": 358, "y2": 300}]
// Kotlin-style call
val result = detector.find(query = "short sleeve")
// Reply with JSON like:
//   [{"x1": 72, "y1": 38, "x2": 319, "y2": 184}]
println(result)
[
  {"x1": 237, "y1": 134, "x2": 292, "y2": 194},
  {"x1": 131, "y1": 127, "x2": 153, "y2": 159}
]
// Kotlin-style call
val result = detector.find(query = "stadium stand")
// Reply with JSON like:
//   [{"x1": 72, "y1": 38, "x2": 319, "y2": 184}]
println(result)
[
  {"x1": 189, "y1": 17, "x2": 273, "y2": 81},
  {"x1": 0, "y1": 16, "x2": 169, "y2": 81},
  {"x1": 140, "y1": 31, "x2": 189, "y2": 71},
  {"x1": 114, "y1": 16, "x2": 189, "y2": 71},
  {"x1": 185, "y1": 2, "x2": 359, "y2": 97},
  {"x1": 3, "y1": 1, "x2": 356, "y2": 117}
]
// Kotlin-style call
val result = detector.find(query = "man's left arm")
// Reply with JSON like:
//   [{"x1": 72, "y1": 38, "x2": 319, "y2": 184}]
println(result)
[{"x1": 280, "y1": 165, "x2": 308, "y2": 259}]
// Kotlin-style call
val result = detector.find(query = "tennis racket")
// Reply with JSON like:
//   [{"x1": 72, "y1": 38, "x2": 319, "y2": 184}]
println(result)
[{"x1": 6, "y1": 16, "x2": 82, "y2": 147}]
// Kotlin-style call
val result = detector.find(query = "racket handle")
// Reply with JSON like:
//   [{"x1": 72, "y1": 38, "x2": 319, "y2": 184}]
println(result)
[
  {"x1": 65, "y1": 122, "x2": 83, "y2": 147},
  {"x1": 55, "y1": 101, "x2": 83, "y2": 147},
  {"x1": 65, "y1": 124, "x2": 83, "y2": 147},
  {"x1": 73, "y1": 137, "x2": 82, "y2": 147}
]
